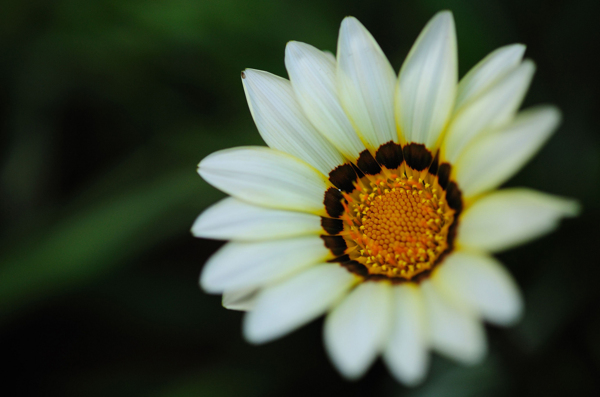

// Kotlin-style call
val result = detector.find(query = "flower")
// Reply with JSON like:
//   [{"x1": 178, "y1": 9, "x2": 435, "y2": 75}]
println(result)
[{"x1": 192, "y1": 11, "x2": 579, "y2": 386}]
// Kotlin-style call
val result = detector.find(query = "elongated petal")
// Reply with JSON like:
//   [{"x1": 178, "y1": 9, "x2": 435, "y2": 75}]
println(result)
[
  {"x1": 458, "y1": 189, "x2": 580, "y2": 252},
  {"x1": 324, "y1": 281, "x2": 393, "y2": 379},
  {"x1": 243, "y1": 264, "x2": 357, "y2": 344},
  {"x1": 454, "y1": 106, "x2": 561, "y2": 199},
  {"x1": 383, "y1": 284, "x2": 429, "y2": 386},
  {"x1": 222, "y1": 287, "x2": 259, "y2": 311},
  {"x1": 433, "y1": 251, "x2": 523, "y2": 326},
  {"x1": 396, "y1": 11, "x2": 457, "y2": 148},
  {"x1": 200, "y1": 236, "x2": 331, "y2": 294},
  {"x1": 421, "y1": 280, "x2": 486, "y2": 365},
  {"x1": 192, "y1": 197, "x2": 322, "y2": 241},
  {"x1": 455, "y1": 44, "x2": 526, "y2": 111},
  {"x1": 242, "y1": 69, "x2": 346, "y2": 175},
  {"x1": 337, "y1": 17, "x2": 397, "y2": 150},
  {"x1": 443, "y1": 60, "x2": 536, "y2": 163},
  {"x1": 285, "y1": 42, "x2": 366, "y2": 161},
  {"x1": 198, "y1": 146, "x2": 330, "y2": 216}
]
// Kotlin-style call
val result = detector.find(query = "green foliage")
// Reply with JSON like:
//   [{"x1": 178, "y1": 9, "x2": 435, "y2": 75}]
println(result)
[{"x1": 1, "y1": 0, "x2": 599, "y2": 396}]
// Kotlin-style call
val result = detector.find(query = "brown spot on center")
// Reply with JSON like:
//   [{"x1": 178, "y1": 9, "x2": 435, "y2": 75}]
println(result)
[{"x1": 403, "y1": 143, "x2": 433, "y2": 171}]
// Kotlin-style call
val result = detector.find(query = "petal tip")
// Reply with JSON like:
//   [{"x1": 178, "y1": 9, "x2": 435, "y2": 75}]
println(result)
[
  {"x1": 197, "y1": 158, "x2": 212, "y2": 178},
  {"x1": 521, "y1": 58, "x2": 537, "y2": 74},
  {"x1": 240, "y1": 68, "x2": 258, "y2": 82},
  {"x1": 190, "y1": 222, "x2": 202, "y2": 238},
  {"x1": 197, "y1": 150, "x2": 225, "y2": 176},
  {"x1": 242, "y1": 318, "x2": 271, "y2": 345},
  {"x1": 285, "y1": 40, "x2": 298, "y2": 52},
  {"x1": 190, "y1": 214, "x2": 211, "y2": 239},
  {"x1": 430, "y1": 10, "x2": 455, "y2": 30},
  {"x1": 501, "y1": 303, "x2": 525, "y2": 327},
  {"x1": 340, "y1": 16, "x2": 364, "y2": 33},
  {"x1": 284, "y1": 40, "x2": 307, "y2": 59},
  {"x1": 435, "y1": 9, "x2": 454, "y2": 19},
  {"x1": 327, "y1": 356, "x2": 365, "y2": 381},
  {"x1": 547, "y1": 105, "x2": 563, "y2": 126},
  {"x1": 498, "y1": 42, "x2": 527, "y2": 61},
  {"x1": 512, "y1": 43, "x2": 527, "y2": 54},
  {"x1": 199, "y1": 271, "x2": 220, "y2": 295},
  {"x1": 386, "y1": 363, "x2": 427, "y2": 388},
  {"x1": 563, "y1": 199, "x2": 582, "y2": 217}
]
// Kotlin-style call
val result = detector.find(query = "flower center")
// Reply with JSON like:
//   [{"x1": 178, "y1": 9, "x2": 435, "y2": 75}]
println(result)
[{"x1": 341, "y1": 172, "x2": 454, "y2": 280}]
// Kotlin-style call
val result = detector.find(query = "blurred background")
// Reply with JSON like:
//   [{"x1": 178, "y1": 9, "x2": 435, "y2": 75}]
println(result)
[{"x1": 1, "y1": 0, "x2": 599, "y2": 396}]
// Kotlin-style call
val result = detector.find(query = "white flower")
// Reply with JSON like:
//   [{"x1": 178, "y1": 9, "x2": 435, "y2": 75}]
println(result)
[{"x1": 192, "y1": 11, "x2": 579, "y2": 386}]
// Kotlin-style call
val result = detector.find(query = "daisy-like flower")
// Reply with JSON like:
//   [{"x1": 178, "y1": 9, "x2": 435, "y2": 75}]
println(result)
[{"x1": 193, "y1": 11, "x2": 579, "y2": 385}]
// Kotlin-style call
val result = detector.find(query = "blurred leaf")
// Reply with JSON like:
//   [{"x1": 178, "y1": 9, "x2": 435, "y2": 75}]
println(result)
[
  {"x1": 0, "y1": 167, "x2": 213, "y2": 320},
  {"x1": 152, "y1": 368, "x2": 272, "y2": 397},
  {"x1": 1, "y1": 0, "x2": 600, "y2": 396}
]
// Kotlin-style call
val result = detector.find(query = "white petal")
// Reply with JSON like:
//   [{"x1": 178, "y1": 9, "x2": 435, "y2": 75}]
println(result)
[
  {"x1": 396, "y1": 11, "x2": 457, "y2": 149},
  {"x1": 241, "y1": 69, "x2": 346, "y2": 175},
  {"x1": 324, "y1": 281, "x2": 392, "y2": 379},
  {"x1": 383, "y1": 284, "x2": 429, "y2": 386},
  {"x1": 442, "y1": 60, "x2": 536, "y2": 164},
  {"x1": 243, "y1": 264, "x2": 357, "y2": 344},
  {"x1": 337, "y1": 17, "x2": 397, "y2": 150},
  {"x1": 198, "y1": 146, "x2": 331, "y2": 216},
  {"x1": 455, "y1": 44, "x2": 526, "y2": 111},
  {"x1": 454, "y1": 106, "x2": 561, "y2": 199},
  {"x1": 200, "y1": 236, "x2": 331, "y2": 294},
  {"x1": 323, "y1": 50, "x2": 336, "y2": 63},
  {"x1": 285, "y1": 42, "x2": 366, "y2": 161},
  {"x1": 192, "y1": 196, "x2": 322, "y2": 241},
  {"x1": 458, "y1": 189, "x2": 580, "y2": 253},
  {"x1": 433, "y1": 251, "x2": 523, "y2": 326},
  {"x1": 421, "y1": 280, "x2": 487, "y2": 365},
  {"x1": 222, "y1": 287, "x2": 259, "y2": 311}
]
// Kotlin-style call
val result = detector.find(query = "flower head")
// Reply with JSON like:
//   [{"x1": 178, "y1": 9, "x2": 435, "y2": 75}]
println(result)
[{"x1": 193, "y1": 11, "x2": 579, "y2": 385}]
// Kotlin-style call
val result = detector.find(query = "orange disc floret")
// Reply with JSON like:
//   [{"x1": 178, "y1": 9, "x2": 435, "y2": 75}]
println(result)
[{"x1": 342, "y1": 173, "x2": 454, "y2": 280}]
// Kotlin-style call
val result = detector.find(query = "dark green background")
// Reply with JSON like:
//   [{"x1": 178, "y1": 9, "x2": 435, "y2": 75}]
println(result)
[{"x1": 1, "y1": 0, "x2": 599, "y2": 396}]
